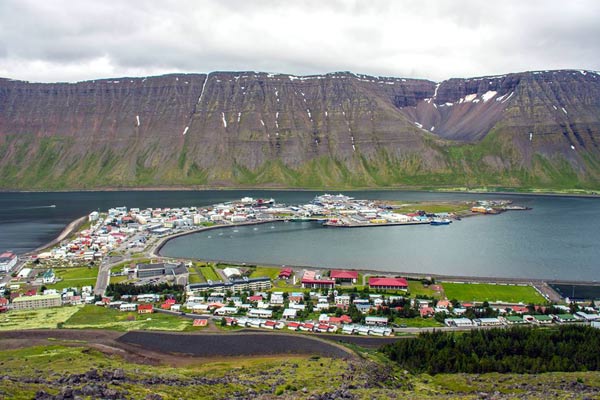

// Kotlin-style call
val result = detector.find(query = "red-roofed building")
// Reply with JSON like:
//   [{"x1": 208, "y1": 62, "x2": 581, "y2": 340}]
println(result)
[
  {"x1": 248, "y1": 295, "x2": 263, "y2": 302},
  {"x1": 161, "y1": 299, "x2": 177, "y2": 310},
  {"x1": 288, "y1": 295, "x2": 303, "y2": 304},
  {"x1": 301, "y1": 277, "x2": 335, "y2": 289},
  {"x1": 138, "y1": 304, "x2": 153, "y2": 314},
  {"x1": 301, "y1": 270, "x2": 335, "y2": 289},
  {"x1": 437, "y1": 300, "x2": 450, "y2": 309},
  {"x1": 420, "y1": 306, "x2": 435, "y2": 317},
  {"x1": 328, "y1": 315, "x2": 353, "y2": 325},
  {"x1": 368, "y1": 277, "x2": 408, "y2": 291},
  {"x1": 512, "y1": 305, "x2": 529, "y2": 314},
  {"x1": 263, "y1": 320, "x2": 278, "y2": 329},
  {"x1": 279, "y1": 267, "x2": 293, "y2": 279},
  {"x1": 299, "y1": 322, "x2": 314, "y2": 331},
  {"x1": 330, "y1": 270, "x2": 358, "y2": 284},
  {"x1": 0, "y1": 298, "x2": 8, "y2": 306},
  {"x1": 286, "y1": 321, "x2": 301, "y2": 330}
]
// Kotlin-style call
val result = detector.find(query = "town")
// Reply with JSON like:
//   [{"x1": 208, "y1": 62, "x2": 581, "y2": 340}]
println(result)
[{"x1": 2, "y1": 195, "x2": 597, "y2": 337}]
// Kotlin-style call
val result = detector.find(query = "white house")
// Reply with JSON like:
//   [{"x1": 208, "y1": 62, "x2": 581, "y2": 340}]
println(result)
[
  {"x1": 248, "y1": 308, "x2": 273, "y2": 318},
  {"x1": 282, "y1": 308, "x2": 298, "y2": 319},
  {"x1": 214, "y1": 306, "x2": 239, "y2": 316},
  {"x1": 119, "y1": 303, "x2": 137, "y2": 312}
]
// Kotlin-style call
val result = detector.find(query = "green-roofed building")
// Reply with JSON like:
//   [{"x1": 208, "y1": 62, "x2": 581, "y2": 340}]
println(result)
[
  {"x1": 42, "y1": 269, "x2": 56, "y2": 284},
  {"x1": 555, "y1": 314, "x2": 580, "y2": 323},
  {"x1": 505, "y1": 315, "x2": 525, "y2": 324},
  {"x1": 532, "y1": 314, "x2": 553, "y2": 324},
  {"x1": 11, "y1": 294, "x2": 61, "y2": 310}
]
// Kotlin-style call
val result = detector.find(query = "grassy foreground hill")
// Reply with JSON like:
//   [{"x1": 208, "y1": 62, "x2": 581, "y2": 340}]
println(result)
[
  {"x1": 1, "y1": 343, "x2": 600, "y2": 399},
  {"x1": 2, "y1": 326, "x2": 600, "y2": 399}
]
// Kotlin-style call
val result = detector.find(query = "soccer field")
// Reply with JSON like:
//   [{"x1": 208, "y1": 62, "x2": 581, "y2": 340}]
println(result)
[{"x1": 442, "y1": 282, "x2": 545, "y2": 304}]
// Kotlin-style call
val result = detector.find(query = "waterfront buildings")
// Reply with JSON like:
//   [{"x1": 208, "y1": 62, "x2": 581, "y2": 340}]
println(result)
[
  {"x1": 368, "y1": 277, "x2": 409, "y2": 291},
  {"x1": 301, "y1": 271, "x2": 335, "y2": 289},
  {"x1": 330, "y1": 270, "x2": 358, "y2": 284},
  {"x1": 0, "y1": 252, "x2": 17, "y2": 273},
  {"x1": 187, "y1": 276, "x2": 271, "y2": 294}
]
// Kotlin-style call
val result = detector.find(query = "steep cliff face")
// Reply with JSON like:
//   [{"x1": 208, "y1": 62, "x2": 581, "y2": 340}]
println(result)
[{"x1": 0, "y1": 70, "x2": 599, "y2": 189}]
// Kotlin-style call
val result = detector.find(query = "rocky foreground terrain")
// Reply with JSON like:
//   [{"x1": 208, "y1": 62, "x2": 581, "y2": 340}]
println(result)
[
  {"x1": 1, "y1": 329, "x2": 600, "y2": 399},
  {"x1": 1, "y1": 69, "x2": 599, "y2": 189}
]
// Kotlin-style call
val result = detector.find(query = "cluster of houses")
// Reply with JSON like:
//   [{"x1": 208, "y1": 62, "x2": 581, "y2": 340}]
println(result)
[
  {"x1": 311, "y1": 193, "x2": 444, "y2": 226},
  {"x1": 94, "y1": 294, "x2": 172, "y2": 314},
  {"x1": 221, "y1": 315, "x2": 393, "y2": 336},
  {"x1": 183, "y1": 289, "x2": 404, "y2": 336},
  {"x1": 1, "y1": 285, "x2": 96, "y2": 311},
  {"x1": 444, "y1": 304, "x2": 600, "y2": 327},
  {"x1": 34, "y1": 211, "x2": 123, "y2": 262}
]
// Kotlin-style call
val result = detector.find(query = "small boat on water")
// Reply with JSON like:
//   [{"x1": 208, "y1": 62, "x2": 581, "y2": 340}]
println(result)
[{"x1": 430, "y1": 219, "x2": 452, "y2": 226}]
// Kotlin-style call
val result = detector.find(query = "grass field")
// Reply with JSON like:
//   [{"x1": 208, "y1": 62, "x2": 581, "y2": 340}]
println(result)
[
  {"x1": 43, "y1": 267, "x2": 98, "y2": 290},
  {"x1": 188, "y1": 273, "x2": 204, "y2": 283},
  {"x1": 391, "y1": 201, "x2": 474, "y2": 214},
  {"x1": 0, "y1": 306, "x2": 82, "y2": 331},
  {"x1": 63, "y1": 305, "x2": 192, "y2": 331},
  {"x1": 393, "y1": 317, "x2": 444, "y2": 328},
  {"x1": 408, "y1": 281, "x2": 442, "y2": 298},
  {"x1": 442, "y1": 282, "x2": 546, "y2": 304},
  {"x1": 109, "y1": 275, "x2": 129, "y2": 284},
  {"x1": 250, "y1": 266, "x2": 281, "y2": 280},
  {"x1": 199, "y1": 265, "x2": 220, "y2": 281}
]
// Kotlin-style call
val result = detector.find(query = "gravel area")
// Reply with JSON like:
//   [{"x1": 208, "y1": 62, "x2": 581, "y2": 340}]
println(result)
[{"x1": 118, "y1": 331, "x2": 354, "y2": 358}]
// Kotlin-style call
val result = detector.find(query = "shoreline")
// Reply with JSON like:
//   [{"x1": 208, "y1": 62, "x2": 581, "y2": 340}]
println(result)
[
  {"x1": 0, "y1": 187, "x2": 599, "y2": 199},
  {"x1": 155, "y1": 220, "x2": 599, "y2": 286},
  {"x1": 27, "y1": 215, "x2": 87, "y2": 256}
]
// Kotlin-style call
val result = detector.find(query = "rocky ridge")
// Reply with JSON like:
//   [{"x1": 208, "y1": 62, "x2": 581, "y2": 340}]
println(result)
[{"x1": 1, "y1": 69, "x2": 600, "y2": 189}]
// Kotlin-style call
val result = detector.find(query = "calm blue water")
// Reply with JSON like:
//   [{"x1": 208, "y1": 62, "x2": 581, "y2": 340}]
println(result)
[{"x1": 1, "y1": 191, "x2": 599, "y2": 281}]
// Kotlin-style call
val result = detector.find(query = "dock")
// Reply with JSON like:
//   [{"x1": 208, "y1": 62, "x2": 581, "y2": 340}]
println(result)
[{"x1": 322, "y1": 221, "x2": 431, "y2": 228}]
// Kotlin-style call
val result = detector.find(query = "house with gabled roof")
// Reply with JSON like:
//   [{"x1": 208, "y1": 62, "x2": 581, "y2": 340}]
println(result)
[{"x1": 330, "y1": 270, "x2": 358, "y2": 284}]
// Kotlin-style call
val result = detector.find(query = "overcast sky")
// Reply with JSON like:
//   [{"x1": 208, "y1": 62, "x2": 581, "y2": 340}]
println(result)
[{"x1": 0, "y1": 0, "x2": 599, "y2": 83}]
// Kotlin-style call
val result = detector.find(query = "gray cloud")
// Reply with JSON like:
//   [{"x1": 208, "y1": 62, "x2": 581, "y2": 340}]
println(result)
[{"x1": 0, "y1": 0, "x2": 599, "y2": 82}]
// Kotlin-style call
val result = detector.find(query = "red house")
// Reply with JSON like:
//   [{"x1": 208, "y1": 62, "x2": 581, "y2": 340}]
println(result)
[
  {"x1": 279, "y1": 267, "x2": 293, "y2": 279},
  {"x1": 138, "y1": 304, "x2": 153, "y2": 314},
  {"x1": 368, "y1": 277, "x2": 409, "y2": 291},
  {"x1": 420, "y1": 306, "x2": 435, "y2": 317},
  {"x1": 161, "y1": 299, "x2": 177, "y2": 310},
  {"x1": 330, "y1": 270, "x2": 358, "y2": 284}
]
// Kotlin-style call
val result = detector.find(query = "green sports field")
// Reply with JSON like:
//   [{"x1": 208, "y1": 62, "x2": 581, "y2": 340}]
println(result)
[{"x1": 442, "y1": 282, "x2": 546, "y2": 304}]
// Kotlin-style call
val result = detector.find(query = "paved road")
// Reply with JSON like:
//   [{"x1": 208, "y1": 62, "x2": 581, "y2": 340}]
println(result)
[{"x1": 94, "y1": 255, "x2": 125, "y2": 296}]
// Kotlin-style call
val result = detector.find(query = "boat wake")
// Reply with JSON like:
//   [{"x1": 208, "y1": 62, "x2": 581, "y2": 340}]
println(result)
[{"x1": 6, "y1": 205, "x2": 57, "y2": 210}]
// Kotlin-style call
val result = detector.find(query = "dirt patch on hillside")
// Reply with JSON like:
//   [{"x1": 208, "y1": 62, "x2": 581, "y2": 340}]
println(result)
[
  {"x1": 0, "y1": 329, "x2": 356, "y2": 366},
  {"x1": 118, "y1": 331, "x2": 355, "y2": 359}
]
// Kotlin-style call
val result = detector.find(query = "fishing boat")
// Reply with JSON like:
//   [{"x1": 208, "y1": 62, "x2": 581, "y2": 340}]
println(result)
[{"x1": 430, "y1": 219, "x2": 452, "y2": 226}]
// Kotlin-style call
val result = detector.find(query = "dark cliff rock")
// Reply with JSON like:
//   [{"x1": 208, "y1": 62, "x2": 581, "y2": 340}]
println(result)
[{"x1": 0, "y1": 69, "x2": 599, "y2": 189}]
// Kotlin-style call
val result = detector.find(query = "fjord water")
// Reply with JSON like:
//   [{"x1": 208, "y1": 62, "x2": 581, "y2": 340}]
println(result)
[{"x1": 1, "y1": 191, "x2": 600, "y2": 281}]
